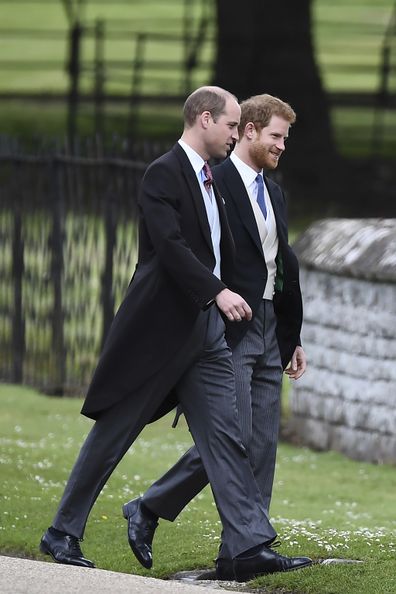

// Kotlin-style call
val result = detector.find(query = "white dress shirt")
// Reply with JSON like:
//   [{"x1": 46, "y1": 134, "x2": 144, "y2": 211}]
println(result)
[{"x1": 178, "y1": 140, "x2": 221, "y2": 279}]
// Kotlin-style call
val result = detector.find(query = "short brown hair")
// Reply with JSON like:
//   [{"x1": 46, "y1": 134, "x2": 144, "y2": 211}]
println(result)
[
  {"x1": 183, "y1": 86, "x2": 237, "y2": 128},
  {"x1": 239, "y1": 94, "x2": 296, "y2": 136}
]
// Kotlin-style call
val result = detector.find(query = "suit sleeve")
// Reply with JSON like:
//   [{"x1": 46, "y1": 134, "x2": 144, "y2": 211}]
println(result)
[{"x1": 139, "y1": 160, "x2": 226, "y2": 309}]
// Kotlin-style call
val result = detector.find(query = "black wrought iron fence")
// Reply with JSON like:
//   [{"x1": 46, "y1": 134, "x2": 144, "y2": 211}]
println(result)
[{"x1": 0, "y1": 140, "x2": 169, "y2": 395}]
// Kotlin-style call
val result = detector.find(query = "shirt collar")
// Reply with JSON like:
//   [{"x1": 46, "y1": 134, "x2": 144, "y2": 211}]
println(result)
[
  {"x1": 178, "y1": 139, "x2": 205, "y2": 174},
  {"x1": 230, "y1": 151, "x2": 262, "y2": 188}
]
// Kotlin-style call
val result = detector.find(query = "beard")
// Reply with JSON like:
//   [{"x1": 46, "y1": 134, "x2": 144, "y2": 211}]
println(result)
[{"x1": 250, "y1": 141, "x2": 280, "y2": 170}]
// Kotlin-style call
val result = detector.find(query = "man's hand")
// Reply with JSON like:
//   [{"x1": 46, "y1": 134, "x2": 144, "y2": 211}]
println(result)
[
  {"x1": 284, "y1": 346, "x2": 307, "y2": 380},
  {"x1": 215, "y1": 288, "x2": 252, "y2": 322}
]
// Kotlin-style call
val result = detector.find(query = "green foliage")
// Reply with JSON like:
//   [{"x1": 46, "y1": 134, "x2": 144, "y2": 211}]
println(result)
[{"x1": 1, "y1": 383, "x2": 396, "y2": 593}]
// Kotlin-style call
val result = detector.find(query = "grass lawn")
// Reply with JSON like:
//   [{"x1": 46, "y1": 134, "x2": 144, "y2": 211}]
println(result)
[
  {"x1": 1, "y1": 0, "x2": 393, "y2": 94},
  {"x1": 0, "y1": 0, "x2": 395, "y2": 156},
  {"x1": 1, "y1": 382, "x2": 395, "y2": 593}
]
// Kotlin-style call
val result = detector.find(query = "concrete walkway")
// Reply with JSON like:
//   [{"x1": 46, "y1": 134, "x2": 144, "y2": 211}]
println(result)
[{"x1": 0, "y1": 555, "x2": 248, "y2": 594}]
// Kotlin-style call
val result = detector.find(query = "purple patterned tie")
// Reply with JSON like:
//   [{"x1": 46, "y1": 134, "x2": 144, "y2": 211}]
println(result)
[{"x1": 203, "y1": 162, "x2": 213, "y2": 197}]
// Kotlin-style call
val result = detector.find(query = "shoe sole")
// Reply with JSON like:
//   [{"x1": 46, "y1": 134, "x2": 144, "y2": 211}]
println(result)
[
  {"x1": 216, "y1": 573, "x2": 235, "y2": 581},
  {"x1": 122, "y1": 502, "x2": 153, "y2": 569}
]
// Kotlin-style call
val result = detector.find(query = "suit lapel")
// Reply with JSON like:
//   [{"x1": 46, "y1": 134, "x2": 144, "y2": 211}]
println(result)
[
  {"x1": 172, "y1": 144, "x2": 213, "y2": 253},
  {"x1": 221, "y1": 159, "x2": 264, "y2": 256},
  {"x1": 213, "y1": 180, "x2": 235, "y2": 256},
  {"x1": 264, "y1": 175, "x2": 288, "y2": 246}
]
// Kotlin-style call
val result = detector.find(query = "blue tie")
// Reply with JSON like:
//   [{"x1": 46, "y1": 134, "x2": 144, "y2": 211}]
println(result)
[{"x1": 255, "y1": 173, "x2": 267, "y2": 219}]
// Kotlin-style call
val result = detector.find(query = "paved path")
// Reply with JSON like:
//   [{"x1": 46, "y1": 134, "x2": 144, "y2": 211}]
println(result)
[{"x1": 0, "y1": 555, "x2": 248, "y2": 594}]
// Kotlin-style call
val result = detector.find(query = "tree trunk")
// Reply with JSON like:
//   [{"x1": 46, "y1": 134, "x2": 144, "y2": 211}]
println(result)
[{"x1": 213, "y1": 0, "x2": 344, "y2": 217}]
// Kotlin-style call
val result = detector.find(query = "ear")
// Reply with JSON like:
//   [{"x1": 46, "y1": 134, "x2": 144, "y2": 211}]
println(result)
[
  {"x1": 245, "y1": 122, "x2": 256, "y2": 140},
  {"x1": 200, "y1": 110, "x2": 212, "y2": 129}
]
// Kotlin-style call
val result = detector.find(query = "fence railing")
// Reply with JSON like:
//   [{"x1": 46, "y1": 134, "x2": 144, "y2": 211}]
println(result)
[
  {"x1": 0, "y1": 140, "x2": 172, "y2": 395},
  {"x1": 1, "y1": 18, "x2": 393, "y2": 103}
]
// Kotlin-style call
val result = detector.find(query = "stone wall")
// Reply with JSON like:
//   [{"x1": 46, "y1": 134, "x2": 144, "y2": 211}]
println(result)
[{"x1": 289, "y1": 218, "x2": 396, "y2": 463}]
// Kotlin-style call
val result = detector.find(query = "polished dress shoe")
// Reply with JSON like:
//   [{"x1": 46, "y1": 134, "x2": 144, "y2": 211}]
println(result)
[
  {"x1": 122, "y1": 498, "x2": 158, "y2": 569},
  {"x1": 215, "y1": 557, "x2": 234, "y2": 580},
  {"x1": 39, "y1": 529, "x2": 95, "y2": 568},
  {"x1": 233, "y1": 545, "x2": 312, "y2": 582}
]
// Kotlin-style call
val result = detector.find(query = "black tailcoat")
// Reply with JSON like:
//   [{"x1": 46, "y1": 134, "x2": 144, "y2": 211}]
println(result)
[{"x1": 81, "y1": 144, "x2": 234, "y2": 420}]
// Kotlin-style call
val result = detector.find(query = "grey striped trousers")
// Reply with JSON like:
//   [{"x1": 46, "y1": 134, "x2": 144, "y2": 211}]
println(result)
[{"x1": 142, "y1": 299, "x2": 283, "y2": 556}]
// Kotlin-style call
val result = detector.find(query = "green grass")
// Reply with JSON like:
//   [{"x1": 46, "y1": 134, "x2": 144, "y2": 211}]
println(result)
[
  {"x1": 1, "y1": 382, "x2": 396, "y2": 593},
  {"x1": 0, "y1": 0, "x2": 395, "y2": 155},
  {"x1": 1, "y1": 0, "x2": 394, "y2": 94},
  {"x1": 0, "y1": 99, "x2": 183, "y2": 141},
  {"x1": 314, "y1": 0, "x2": 394, "y2": 92},
  {"x1": 332, "y1": 107, "x2": 396, "y2": 158},
  {"x1": 0, "y1": 0, "x2": 211, "y2": 95}
]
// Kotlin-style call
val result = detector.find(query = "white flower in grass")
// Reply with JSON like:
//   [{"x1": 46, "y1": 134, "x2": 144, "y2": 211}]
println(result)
[{"x1": 322, "y1": 542, "x2": 335, "y2": 550}]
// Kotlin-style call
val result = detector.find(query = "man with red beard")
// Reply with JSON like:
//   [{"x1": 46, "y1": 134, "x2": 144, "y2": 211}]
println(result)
[{"x1": 123, "y1": 94, "x2": 307, "y2": 580}]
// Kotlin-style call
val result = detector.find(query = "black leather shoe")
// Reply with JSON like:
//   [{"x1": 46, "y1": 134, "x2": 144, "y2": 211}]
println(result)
[
  {"x1": 215, "y1": 557, "x2": 234, "y2": 580},
  {"x1": 122, "y1": 498, "x2": 158, "y2": 569},
  {"x1": 39, "y1": 529, "x2": 95, "y2": 568},
  {"x1": 233, "y1": 545, "x2": 312, "y2": 582}
]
